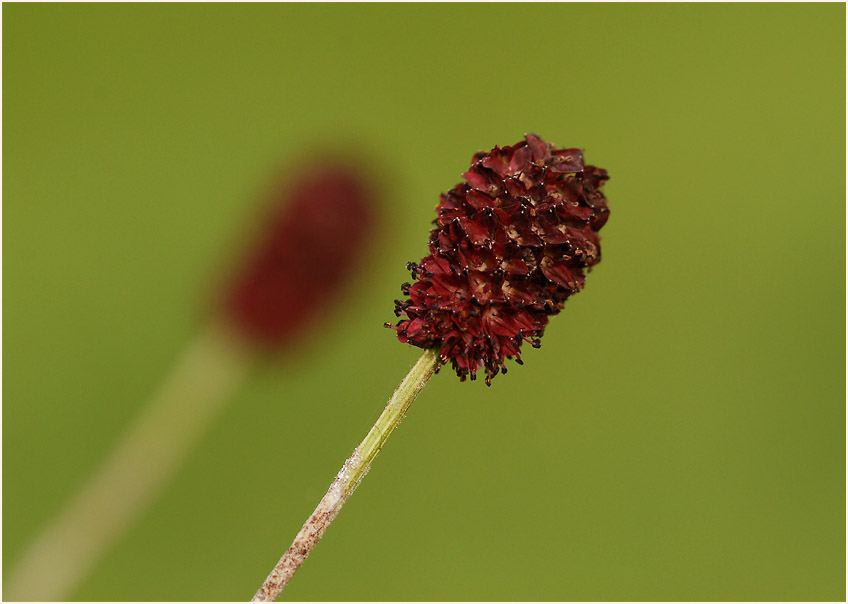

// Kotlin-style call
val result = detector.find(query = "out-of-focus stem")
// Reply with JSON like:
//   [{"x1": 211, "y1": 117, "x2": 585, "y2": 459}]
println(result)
[
  {"x1": 251, "y1": 347, "x2": 441, "y2": 602},
  {"x1": 6, "y1": 324, "x2": 253, "y2": 602}
]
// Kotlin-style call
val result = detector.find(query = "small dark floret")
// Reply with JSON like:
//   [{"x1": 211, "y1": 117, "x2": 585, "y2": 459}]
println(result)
[{"x1": 388, "y1": 134, "x2": 610, "y2": 384}]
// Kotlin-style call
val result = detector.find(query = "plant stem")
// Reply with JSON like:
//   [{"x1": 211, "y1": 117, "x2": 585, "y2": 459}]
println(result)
[
  {"x1": 6, "y1": 324, "x2": 253, "y2": 602},
  {"x1": 251, "y1": 347, "x2": 441, "y2": 602}
]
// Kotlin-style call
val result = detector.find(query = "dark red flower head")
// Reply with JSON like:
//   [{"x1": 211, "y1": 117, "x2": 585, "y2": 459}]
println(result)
[
  {"x1": 387, "y1": 134, "x2": 610, "y2": 385},
  {"x1": 224, "y1": 159, "x2": 376, "y2": 350}
]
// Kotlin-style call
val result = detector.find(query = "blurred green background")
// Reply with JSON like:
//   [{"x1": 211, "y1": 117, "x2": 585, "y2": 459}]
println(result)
[{"x1": 3, "y1": 3, "x2": 845, "y2": 601}]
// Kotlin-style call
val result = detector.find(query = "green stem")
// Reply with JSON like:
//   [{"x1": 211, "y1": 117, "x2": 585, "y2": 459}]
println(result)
[
  {"x1": 251, "y1": 347, "x2": 441, "y2": 602},
  {"x1": 6, "y1": 324, "x2": 253, "y2": 602}
]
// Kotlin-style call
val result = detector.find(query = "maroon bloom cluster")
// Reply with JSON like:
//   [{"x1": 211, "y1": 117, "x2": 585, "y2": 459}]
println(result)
[
  {"x1": 387, "y1": 134, "x2": 610, "y2": 385},
  {"x1": 225, "y1": 160, "x2": 375, "y2": 351}
]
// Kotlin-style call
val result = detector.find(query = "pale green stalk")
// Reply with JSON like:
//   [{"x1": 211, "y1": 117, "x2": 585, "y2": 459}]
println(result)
[
  {"x1": 251, "y1": 347, "x2": 441, "y2": 602},
  {"x1": 6, "y1": 325, "x2": 253, "y2": 602}
]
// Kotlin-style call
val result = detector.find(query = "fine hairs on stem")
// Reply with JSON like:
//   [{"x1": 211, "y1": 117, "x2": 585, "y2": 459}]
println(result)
[{"x1": 251, "y1": 347, "x2": 441, "y2": 601}]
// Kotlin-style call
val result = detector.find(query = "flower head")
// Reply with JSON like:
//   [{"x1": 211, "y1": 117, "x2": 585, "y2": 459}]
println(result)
[
  {"x1": 224, "y1": 159, "x2": 376, "y2": 350},
  {"x1": 387, "y1": 134, "x2": 610, "y2": 385}
]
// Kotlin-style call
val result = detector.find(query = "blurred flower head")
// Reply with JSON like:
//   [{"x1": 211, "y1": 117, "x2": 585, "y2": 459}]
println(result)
[{"x1": 224, "y1": 157, "x2": 377, "y2": 351}]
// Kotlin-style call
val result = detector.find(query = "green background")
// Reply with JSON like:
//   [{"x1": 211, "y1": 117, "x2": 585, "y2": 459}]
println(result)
[{"x1": 4, "y1": 3, "x2": 845, "y2": 601}]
